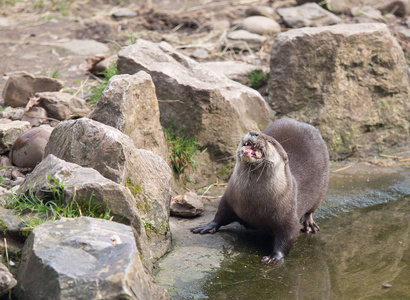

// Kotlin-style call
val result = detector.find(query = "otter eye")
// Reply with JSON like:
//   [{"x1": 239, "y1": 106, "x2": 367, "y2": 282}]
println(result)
[{"x1": 268, "y1": 140, "x2": 275, "y2": 145}]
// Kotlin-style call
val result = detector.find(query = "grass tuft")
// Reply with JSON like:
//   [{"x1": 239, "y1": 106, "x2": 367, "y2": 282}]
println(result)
[
  {"x1": 163, "y1": 116, "x2": 203, "y2": 178},
  {"x1": 247, "y1": 70, "x2": 270, "y2": 89},
  {"x1": 6, "y1": 176, "x2": 112, "y2": 236},
  {"x1": 88, "y1": 62, "x2": 118, "y2": 106}
]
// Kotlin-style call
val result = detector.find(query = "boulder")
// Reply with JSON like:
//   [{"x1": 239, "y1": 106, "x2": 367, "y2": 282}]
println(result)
[
  {"x1": 89, "y1": 72, "x2": 168, "y2": 160},
  {"x1": 21, "y1": 106, "x2": 48, "y2": 126},
  {"x1": 277, "y1": 3, "x2": 341, "y2": 28},
  {"x1": 239, "y1": 16, "x2": 281, "y2": 35},
  {"x1": 10, "y1": 127, "x2": 53, "y2": 168},
  {"x1": 117, "y1": 39, "x2": 271, "y2": 160},
  {"x1": 2, "y1": 72, "x2": 64, "y2": 108},
  {"x1": 44, "y1": 118, "x2": 172, "y2": 258},
  {"x1": 170, "y1": 192, "x2": 204, "y2": 217},
  {"x1": 19, "y1": 154, "x2": 153, "y2": 262},
  {"x1": 0, "y1": 121, "x2": 31, "y2": 154},
  {"x1": 268, "y1": 23, "x2": 410, "y2": 159},
  {"x1": 0, "y1": 262, "x2": 16, "y2": 297},
  {"x1": 14, "y1": 217, "x2": 168, "y2": 300},
  {"x1": 36, "y1": 92, "x2": 91, "y2": 120}
]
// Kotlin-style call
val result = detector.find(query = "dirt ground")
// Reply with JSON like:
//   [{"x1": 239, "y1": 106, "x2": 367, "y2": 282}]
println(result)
[
  {"x1": 0, "y1": 0, "x2": 280, "y2": 99},
  {"x1": 1, "y1": 0, "x2": 409, "y2": 102}
]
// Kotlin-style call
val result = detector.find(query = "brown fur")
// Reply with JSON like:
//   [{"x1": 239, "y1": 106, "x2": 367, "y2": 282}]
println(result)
[{"x1": 191, "y1": 118, "x2": 329, "y2": 264}]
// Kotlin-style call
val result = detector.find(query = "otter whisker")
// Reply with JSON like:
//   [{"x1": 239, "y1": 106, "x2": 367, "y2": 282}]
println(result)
[{"x1": 256, "y1": 163, "x2": 267, "y2": 182}]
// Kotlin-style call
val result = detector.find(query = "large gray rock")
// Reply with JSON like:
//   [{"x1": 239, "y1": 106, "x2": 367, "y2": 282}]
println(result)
[
  {"x1": 277, "y1": 3, "x2": 341, "y2": 28},
  {"x1": 89, "y1": 72, "x2": 168, "y2": 160},
  {"x1": 10, "y1": 126, "x2": 53, "y2": 168},
  {"x1": 0, "y1": 121, "x2": 31, "y2": 154},
  {"x1": 44, "y1": 118, "x2": 172, "y2": 258},
  {"x1": 36, "y1": 91, "x2": 91, "y2": 120},
  {"x1": 117, "y1": 39, "x2": 271, "y2": 159},
  {"x1": 0, "y1": 262, "x2": 16, "y2": 297},
  {"x1": 268, "y1": 23, "x2": 410, "y2": 159},
  {"x1": 14, "y1": 217, "x2": 168, "y2": 300},
  {"x1": 20, "y1": 154, "x2": 153, "y2": 262},
  {"x1": 2, "y1": 72, "x2": 64, "y2": 108}
]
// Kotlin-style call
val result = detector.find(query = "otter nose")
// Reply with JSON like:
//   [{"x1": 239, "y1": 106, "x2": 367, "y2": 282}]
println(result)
[{"x1": 249, "y1": 131, "x2": 259, "y2": 137}]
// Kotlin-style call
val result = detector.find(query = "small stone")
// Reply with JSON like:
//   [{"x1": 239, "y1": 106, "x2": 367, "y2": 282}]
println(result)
[
  {"x1": 94, "y1": 55, "x2": 118, "y2": 74},
  {"x1": 0, "y1": 262, "x2": 17, "y2": 297},
  {"x1": 21, "y1": 106, "x2": 48, "y2": 126},
  {"x1": 170, "y1": 192, "x2": 204, "y2": 217},
  {"x1": 277, "y1": 3, "x2": 341, "y2": 28},
  {"x1": 351, "y1": 6, "x2": 383, "y2": 22},
  {"x1": 0, "y1": 107, "x2": 25, "y2": 120},
  {"x1": 201, "y1": 60, "x2": 266, "y2": 85},
  {"x1": 378, "y1": 0, "x2": 409, "y2": 17},
  {"x1": 0, "y1": 121, "x2": 31, "y2": 154},
  {"x1": 10, "y1": 127, "x2": 53, "y2": 168},
  {"x1": 2, "y1": 72, "x2": 64, "y2": 108},
  {"x1": 112, "y1": 10, "x2": 138, "y2": 18},
  {"x1": 246, "y1": 6, "x2": 275, "y2": 17},
  {"x1": 58, "y1": 39, "x2": 110, "y2": 56},
  {"x1": 240, "y1": 16, "x2": 281, "y2": 35},
  {"x1": 36, "y1": 91, "x2": 90, "y2": 120},
  {"x1": 226, "y1": 30, "x2": 267, "y2": 49},
  {"x1": 192, "y1": 48, "x2": 209, "y2": 59}
]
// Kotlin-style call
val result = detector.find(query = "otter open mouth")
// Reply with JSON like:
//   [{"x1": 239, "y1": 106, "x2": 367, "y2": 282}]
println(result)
[{"x1": 242, "y1": 141, "x2": 263, "y2": 159}]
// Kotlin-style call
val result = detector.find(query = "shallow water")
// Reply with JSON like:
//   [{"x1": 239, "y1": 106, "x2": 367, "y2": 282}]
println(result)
[
  {"x1": 156, "y1": 165, "x2": 410, "y2": 300},
  {"x1": 201, "y1": 196, "x2": 410, "y2": 299}
]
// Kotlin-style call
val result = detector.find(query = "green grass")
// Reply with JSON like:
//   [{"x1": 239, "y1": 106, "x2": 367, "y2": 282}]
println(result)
[
  {"x1": 6, "y1": 176, "x2": 113, "y2": 236},
  {"x1": 163, "y1": 116, "x2": 203, "y2": 177},
  {"x1": 88, "y1": 62, "x2": 118, "y2": 106},
  {"x1": 247, "y1": 70, "x2": 270, "y2": 89}
]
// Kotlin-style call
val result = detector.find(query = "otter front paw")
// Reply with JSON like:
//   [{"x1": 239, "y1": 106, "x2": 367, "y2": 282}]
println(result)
[
  {"x1": 191, "y1": 222, "x2": 219, "y2": 234},
  {"x1": 261, "y1": 251, "x2": 284, "y2": 265}
]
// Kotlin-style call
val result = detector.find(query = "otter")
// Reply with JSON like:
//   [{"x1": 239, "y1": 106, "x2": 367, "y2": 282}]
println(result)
[{"x1": 191, "y1": 118, "x2": 329, "y2": 264}]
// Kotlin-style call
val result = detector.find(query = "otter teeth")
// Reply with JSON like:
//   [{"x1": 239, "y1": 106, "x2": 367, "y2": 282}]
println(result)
[{"x1": 242, "y1": 141, "x2": 263, "y2": 159}]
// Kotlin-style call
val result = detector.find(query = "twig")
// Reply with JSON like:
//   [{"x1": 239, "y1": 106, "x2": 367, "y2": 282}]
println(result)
[
  {"x1": 331, "y1": 163, "x2": 355, "y2": 173},
  {"x1": 4, "y1": 238, "x2": 9, "y2": 268}
]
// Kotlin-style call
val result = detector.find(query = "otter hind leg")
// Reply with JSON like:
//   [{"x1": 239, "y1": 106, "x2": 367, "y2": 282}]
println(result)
[{"x1": 300, "y1": 212, "x2": 320, "y2": 234}]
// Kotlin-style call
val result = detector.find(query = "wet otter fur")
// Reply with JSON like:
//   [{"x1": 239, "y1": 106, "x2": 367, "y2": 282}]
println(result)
[{"x1": 191, "y1": 118, "x2": 329, "y2": 264}]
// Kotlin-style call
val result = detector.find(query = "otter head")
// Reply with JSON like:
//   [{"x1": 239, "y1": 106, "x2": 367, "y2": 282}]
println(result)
[{"x1": 237, "y1": 131, "x2": 288, "y2": 167}]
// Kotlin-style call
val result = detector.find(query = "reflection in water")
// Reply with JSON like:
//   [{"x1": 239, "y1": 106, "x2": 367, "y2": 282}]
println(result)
[{"x1": 201, "y1": 197, "x2": 410, "y2": 300}]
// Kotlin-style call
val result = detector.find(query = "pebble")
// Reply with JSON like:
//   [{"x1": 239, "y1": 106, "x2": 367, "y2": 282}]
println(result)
[
  {"x1": 192, "y1": 48, "x2": 209, "y2": 59},
  {"x1": 246, "y1": 6, "x2": 275, "y2": 17},
  {"x1": 112, "y1": 10, "x2": 138, "y2": 19},
  {"x1": 240, "y1": 16, "x2": 281, "y2": 35}
]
